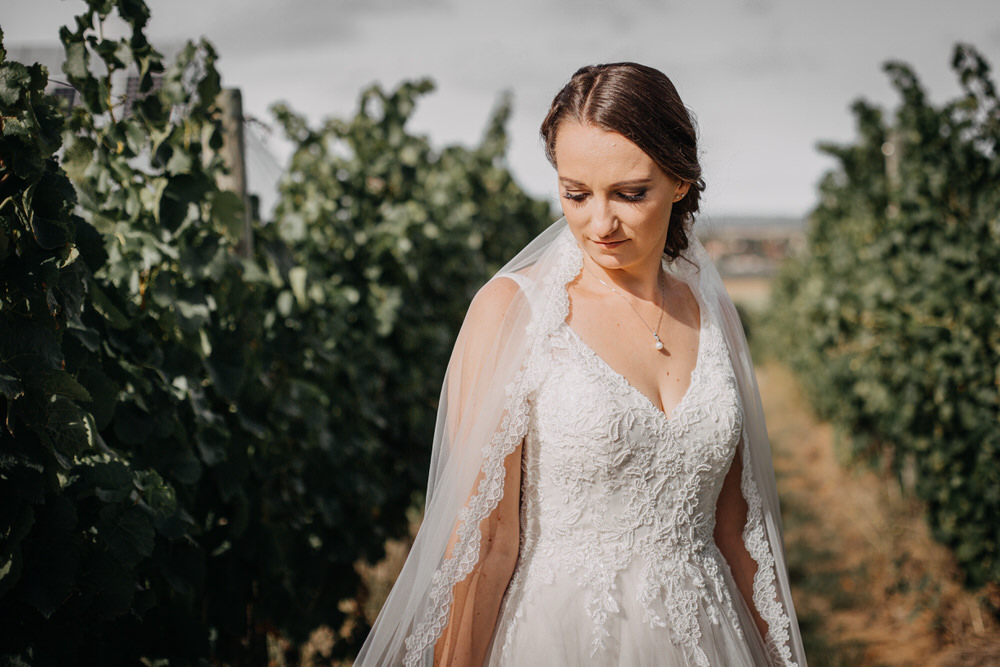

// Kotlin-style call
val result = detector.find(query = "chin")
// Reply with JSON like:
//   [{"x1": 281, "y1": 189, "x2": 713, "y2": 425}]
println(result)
[{"x1": 588, "y1": 253, "x2": 633, "y2": 271}]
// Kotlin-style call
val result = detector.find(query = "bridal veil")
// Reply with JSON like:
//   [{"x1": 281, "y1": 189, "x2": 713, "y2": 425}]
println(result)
[{"x1": 354, "y1": 218, "x2": 807, "y2": 667}]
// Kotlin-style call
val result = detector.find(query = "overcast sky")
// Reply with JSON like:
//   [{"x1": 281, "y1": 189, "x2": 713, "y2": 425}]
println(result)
[{"x1": 6, "y1": 0, "x2": 1000, "y2": 219}]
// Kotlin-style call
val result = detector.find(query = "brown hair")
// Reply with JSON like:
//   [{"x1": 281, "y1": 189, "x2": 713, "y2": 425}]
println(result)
[{"x1": 540, "y1": 63, "x2": 705, "y2": 260}]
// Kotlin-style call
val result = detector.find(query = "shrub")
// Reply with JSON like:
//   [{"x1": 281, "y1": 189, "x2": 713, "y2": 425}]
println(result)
[
  {"x1": 0, "y1": 1, "x2": 550, "y2": 663},
  {"x1": 769, "y1": 44, "x2": 1000, "y2": 587}
]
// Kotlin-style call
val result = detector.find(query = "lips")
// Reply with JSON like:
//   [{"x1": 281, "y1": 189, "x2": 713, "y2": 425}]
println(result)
[{"x1": 593, "y1": 239, "x2": 627, "y2": 248}]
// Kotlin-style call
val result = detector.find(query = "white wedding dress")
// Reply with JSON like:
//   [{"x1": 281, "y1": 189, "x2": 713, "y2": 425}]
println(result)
[
  {"x1": 355, "y1": 223, "x2": 804, "y2": 667},
  {"x1": 485, "y1": 266, "x2": 775, "y2": 666}
]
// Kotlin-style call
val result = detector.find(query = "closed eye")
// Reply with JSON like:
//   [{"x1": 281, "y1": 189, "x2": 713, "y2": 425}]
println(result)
[
  {"x1": 618, "y1": 190, "x2": 647, "y2": 202},
  {"x1": 562, "y1": 189, "x2": 647, "y2": 204}
]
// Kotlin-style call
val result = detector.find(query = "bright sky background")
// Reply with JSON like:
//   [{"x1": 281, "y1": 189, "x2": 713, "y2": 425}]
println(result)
[{"x1": 6, "y1": 0, "x2": 1000, "y2": 219}]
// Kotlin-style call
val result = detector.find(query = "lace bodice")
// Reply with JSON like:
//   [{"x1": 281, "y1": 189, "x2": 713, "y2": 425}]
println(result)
[{"x1": 497, "y1": 297, "x2": 750, "y2": 665}]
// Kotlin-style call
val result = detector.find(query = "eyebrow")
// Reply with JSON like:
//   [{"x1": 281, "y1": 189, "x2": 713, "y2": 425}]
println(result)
[{"x1": 559, "y1": 177, "x2": 654, "y2": 188}]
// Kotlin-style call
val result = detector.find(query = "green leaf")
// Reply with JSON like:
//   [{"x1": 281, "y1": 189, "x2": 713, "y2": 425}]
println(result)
[
  {"x1": 70, "y1": 458, "x2": 132, "y2": 503},
  {"x1": 96, "y1": 503, "x2": 155, "y2": 567},
  {"x1": 203, "y1": 334, "x2": 244, "y2": 401},
  {"x1": 61, "y1": 38, "x2": 90, "y2": 81},
  {"x1": 37, "y1": 397, "x2": 92, "y2": 468},
  {"x1": 155, "y1": 174, "x2": 207, "y2": 230},
  {"x1": 194, "y1": 424, "x2": 228, "y2": 467},
  {"x1": 112, "y1": 402, "x2": 153, "y2": 445},
  {"x1": 75, "y1": 366, "x2": 119, "y2": 429},
  {"x1": 35, "y1": 370, "x2": 93, "y2": 402},
  {"x1": 88, "y1": 282, "x2": 130, "y2": 329},
  {"x1": 288, "y1": 266, "x2": 308, "y2": 307},
  {"x1": 29, "y1": 214, "x2": 71, "y2": 250},
  {"x1": 207, "y1": 189, "x2": 244, "y2": 241},
  {"x1": 18, "y1": 496, "x2": 78, "y2": 619},
  {"x1": 0, "y1": 372, "x2": 24, "y2": 401},
  {"x1": 0, "y1": 502, "x2": 34, "y2": 598},
  {"x1": 123, "y1": 121, "x2": 145, "y2": 155},
  {"x1": 165, "y1": 446, "x2": 202, "y2": 486},
  {"x1": 165, "y1": 147, "x2": 193, "y2": 175},
  {"x1": 80, "y1": 550, "x2": 135, "y2": 620},
  {"x1": 133, "y1": 470, "x2": 177, "y2": 519},
  {"x1": 0, "y1": 60, "x2": 30, "y2": 106}
]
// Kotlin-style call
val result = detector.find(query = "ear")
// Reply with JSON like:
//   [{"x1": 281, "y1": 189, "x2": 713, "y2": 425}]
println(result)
[{"x1": 673, "y1": 181, "x2": 691, "y2": 202}]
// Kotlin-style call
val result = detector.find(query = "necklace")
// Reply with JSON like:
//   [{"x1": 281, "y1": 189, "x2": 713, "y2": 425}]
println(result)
[{"x1": 582, "y1": 261, "x2": 667, "y2": 351}]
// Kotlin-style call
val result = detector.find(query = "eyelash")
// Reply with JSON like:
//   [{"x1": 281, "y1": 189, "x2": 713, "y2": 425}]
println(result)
[{"x1": 561, "y1": 190, "x2": 647, "y2": 204}]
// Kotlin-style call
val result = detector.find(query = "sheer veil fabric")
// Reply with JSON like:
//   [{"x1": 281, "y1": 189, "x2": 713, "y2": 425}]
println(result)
[{"x1": 354, "y1": 218, "x2": 807, "y2": 666}]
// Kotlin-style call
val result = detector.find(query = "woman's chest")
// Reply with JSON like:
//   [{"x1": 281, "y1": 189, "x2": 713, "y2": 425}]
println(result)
[{"x1": 524, "y1": 324, "x2": 743, "y2": 499}]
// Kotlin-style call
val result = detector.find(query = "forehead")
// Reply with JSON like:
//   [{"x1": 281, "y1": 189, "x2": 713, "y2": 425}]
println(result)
[{"x1": 554, "y1": 122, "x2": 657, "y2": 183}]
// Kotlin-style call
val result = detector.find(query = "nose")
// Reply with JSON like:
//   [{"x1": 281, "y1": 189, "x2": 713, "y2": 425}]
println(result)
[{"x1": 591, "y1": 197, "x2": 618, "y2": 238}]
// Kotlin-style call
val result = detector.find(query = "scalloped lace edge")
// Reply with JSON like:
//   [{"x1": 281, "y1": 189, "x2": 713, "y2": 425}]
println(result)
[
  {"x1": 740, "y1": 440, "x2": 799, "y2": 667},
  {"x1": 401, "y1": 234, "x2": 580, "y2": 666}
]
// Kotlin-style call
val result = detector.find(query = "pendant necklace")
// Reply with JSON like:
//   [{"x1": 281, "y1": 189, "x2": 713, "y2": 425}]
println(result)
[{"x1": 583, "y1": 261, "x2": 667, "y2": 352}]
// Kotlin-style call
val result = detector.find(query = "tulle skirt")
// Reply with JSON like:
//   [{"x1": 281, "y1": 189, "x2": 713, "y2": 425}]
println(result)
[{"x1": 486, "y1": 552, "x2": 771, "y2": 666}]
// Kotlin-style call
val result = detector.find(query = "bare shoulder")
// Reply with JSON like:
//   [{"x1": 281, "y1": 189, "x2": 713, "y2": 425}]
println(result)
[
  {"x1": 663, "y1": 272, "x2": 701, "y2": 329},
  {"x1": 455, "y1": 276, "x2": 526, "y2": 360},
  {"x1": 466, "y1": 276, "x2": 523, "y2": 327}
]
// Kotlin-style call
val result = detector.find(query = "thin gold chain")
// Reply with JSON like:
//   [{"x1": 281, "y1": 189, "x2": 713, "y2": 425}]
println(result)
[{"x1": 581, "y1": 260, "x2": 667, "y2": 351}]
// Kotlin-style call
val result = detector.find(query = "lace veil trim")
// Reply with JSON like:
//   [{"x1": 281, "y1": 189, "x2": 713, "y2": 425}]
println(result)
[{"x1": 401, "y1": 232, "x2": 580, "y2": 665}]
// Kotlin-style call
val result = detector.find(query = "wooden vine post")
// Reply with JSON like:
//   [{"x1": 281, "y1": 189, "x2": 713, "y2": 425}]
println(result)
[{"x1": 217, "y1": 87, "x2": 253, "y2": 257}]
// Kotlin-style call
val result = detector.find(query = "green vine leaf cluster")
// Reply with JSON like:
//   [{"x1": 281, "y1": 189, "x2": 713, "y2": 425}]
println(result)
[
  {"x1": 768, "y1": 44, "x2": 1000, "y2": 588},
  {"x1": 255, "y1": 79, "x2": 550, "y2": 645},
  {"x1": 0, "y1": 0, "x2": 551, "y2": 664}
]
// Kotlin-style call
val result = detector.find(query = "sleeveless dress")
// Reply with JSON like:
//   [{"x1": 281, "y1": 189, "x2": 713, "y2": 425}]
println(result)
[
  {"x1": 485, "y1": 283, "x2": 771, "y2": 666},
  {"x1": 357, "y1": 226, "x2": 804, "y2": 667}
]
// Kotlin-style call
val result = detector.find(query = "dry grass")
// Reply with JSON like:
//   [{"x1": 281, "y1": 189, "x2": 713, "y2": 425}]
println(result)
[{"x1": 759, "y1": 362, "x2": 1000, "y2": 666}]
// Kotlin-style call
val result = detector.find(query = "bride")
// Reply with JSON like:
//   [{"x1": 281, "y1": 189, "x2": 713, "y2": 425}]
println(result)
[{"x1": 355, "y1": 63, "x2": 807, "y2": 667}]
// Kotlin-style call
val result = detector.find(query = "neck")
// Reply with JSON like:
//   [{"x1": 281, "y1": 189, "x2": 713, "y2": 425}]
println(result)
[{"x1": 581, "y1": 252, "x2": 664, "y2": 301}]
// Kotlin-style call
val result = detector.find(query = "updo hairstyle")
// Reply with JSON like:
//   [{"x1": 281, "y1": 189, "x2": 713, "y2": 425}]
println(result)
[{"x1": 540, "y1": 63, "x2": 705, "y2": 261}]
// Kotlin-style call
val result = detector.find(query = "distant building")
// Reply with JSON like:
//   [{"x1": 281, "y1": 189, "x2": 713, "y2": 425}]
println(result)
[
  {"x1": 8, "y1": 44, "x2": 161, "y2": 114},
  {"x1": 697, "y1": 216, "x2": 806, "y2": 278}
]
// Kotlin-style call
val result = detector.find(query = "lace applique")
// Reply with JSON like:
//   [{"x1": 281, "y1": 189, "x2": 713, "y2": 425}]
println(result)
[
  {"x1": 402, "y1": 374, "x2": 533, "y2": 667},
  {"x1": 499, "y1": 318, "x2": 746, "y2": 666},
  {"x1": 741, "y1": 441, "x2": 800, "y2": 667},
  {"x1": 492, "y1": 243, "x2": 751, "y2": 666}
]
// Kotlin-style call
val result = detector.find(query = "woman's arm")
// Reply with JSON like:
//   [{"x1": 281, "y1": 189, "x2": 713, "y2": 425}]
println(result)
[
  {"x1": 433, "y1": 442, "x2": 521, "y2": 666},
  {"x1": 433, "y1": 276, "x2": 525, "y2": 666},
  {"x1": 714, "y1": 443, "x2": 769, "y2": 643}
]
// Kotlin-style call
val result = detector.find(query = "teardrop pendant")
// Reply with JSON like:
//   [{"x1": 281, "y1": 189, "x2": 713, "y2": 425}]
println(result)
[{"x1": 580, "y1": 257, "x2": 668, "y2": 354}]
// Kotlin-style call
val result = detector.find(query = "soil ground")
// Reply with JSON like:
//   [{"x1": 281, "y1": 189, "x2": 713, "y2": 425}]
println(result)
[
  {"x1": 759, "y1": 362, "x2": 1000, "y2": 666},
  {"x1": 733, "y1": 275, "x2": 1000, "y2": 666}
]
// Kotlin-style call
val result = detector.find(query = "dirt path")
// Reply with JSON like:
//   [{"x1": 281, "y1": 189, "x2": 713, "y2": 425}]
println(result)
[{"x1": 757, "y1": 363, "x2": 1000, "y2": 667}]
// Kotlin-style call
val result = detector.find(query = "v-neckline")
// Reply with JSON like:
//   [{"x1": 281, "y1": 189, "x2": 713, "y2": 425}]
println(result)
[{"x1": 562, "y1": 301, "x2": 706, "y2": 423}]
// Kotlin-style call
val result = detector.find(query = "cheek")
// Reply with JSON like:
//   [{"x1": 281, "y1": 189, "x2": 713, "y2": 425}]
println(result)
[
  {"x1": 563, "y1": 210, "x2": 588, "y2": 240},
  {"x1": 637, "y1": 202, "x2": 672, "y2": 232},
  {"x1": 560, "y1": 201, "x2": 584, "y2": 222}
]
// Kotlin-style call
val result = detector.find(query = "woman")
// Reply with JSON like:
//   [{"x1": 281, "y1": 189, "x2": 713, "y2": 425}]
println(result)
[{"x1": 356, "y1": 63, "x2": 806, "y2": 667}]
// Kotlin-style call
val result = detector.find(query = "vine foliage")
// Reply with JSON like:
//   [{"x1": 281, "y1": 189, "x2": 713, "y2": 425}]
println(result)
[
  {"x1": 769, "y1": 45, "x2": 1000, "y2": 587},
  {"x1": 0, "y1": 1, "x2": 550, "y2": 663}
]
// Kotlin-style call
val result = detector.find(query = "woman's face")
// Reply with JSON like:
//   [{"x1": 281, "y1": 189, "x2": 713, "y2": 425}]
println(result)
[{"x1": 554, "y1": 121, "x2": 689, "y2": 275}]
